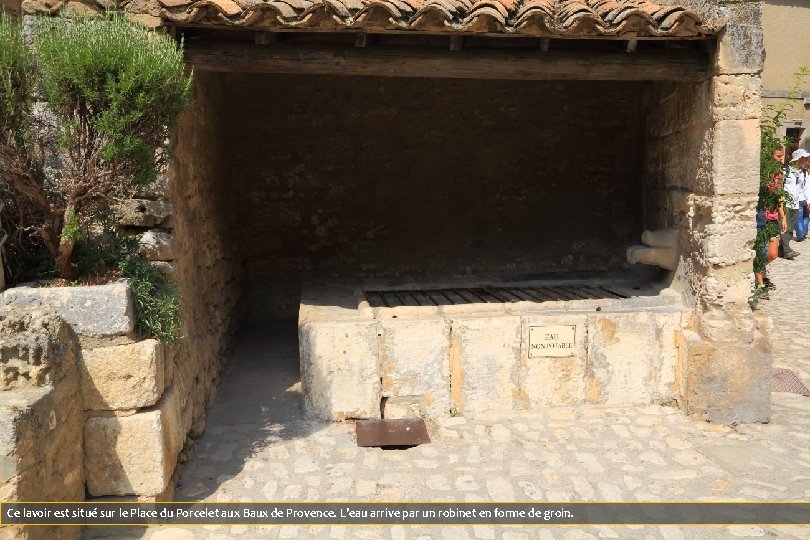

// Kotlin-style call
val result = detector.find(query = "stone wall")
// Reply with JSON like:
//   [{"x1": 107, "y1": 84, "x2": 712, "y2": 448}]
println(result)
[
  {"x1": 118, "y1": 173, "x2": 176, "y2": 277},
  {"x1": 0, "y1": 308, "x2": 83, "y2": 540},
  {"x1": 642, "y1": 0, "x2": 772, "y2": 423},
  {"x1": 0, "y1": 282, "x2": 185, "y2": 500},
  {"x1": 169, "y1": 70, "x2": 242, "y2": 440},
  {"x1": 220, "y1": 75, "x2": 647, "y2": 321},
  {"x1": 0, "y1": 61, "x2": 241, "y2": 521}
]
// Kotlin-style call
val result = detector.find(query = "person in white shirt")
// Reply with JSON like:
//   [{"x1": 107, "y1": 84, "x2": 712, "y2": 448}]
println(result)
[
  {"x1": 796, "y1": 154, "x2": 810, "y2": 241},
  {"x1": 781, "y1": 148, "x2": 809, "y2": 259}
]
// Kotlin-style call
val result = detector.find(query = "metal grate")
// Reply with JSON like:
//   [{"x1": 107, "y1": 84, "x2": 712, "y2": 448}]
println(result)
[
  {"x1": 363, "y1": 284, "x2": 627, "y2": 308},
  {"x1": 772, "y1": 368, "x2": 810, "y2": 396}
]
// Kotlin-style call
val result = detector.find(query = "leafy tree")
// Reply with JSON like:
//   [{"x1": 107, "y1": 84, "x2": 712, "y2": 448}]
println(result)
[{"x1": 0, "y1": 13, "x2": 192, "y2": 278}]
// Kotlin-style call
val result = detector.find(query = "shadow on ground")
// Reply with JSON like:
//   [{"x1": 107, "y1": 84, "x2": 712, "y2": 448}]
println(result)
[
  {"x1": 173, "y1": 320, "x2": 327, "y2": 501},
  {"x1": 85, "y1": 321, "x2": 328, "y2": 539}
]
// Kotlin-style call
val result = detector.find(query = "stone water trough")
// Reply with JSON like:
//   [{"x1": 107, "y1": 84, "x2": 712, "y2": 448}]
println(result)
[{"x1": 299, "y1": 278, "x2": 690, "y2": 421}]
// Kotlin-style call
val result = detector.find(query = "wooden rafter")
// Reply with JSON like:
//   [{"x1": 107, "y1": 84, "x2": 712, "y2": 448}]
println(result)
[{"x1": 184, "y1": 40, "x2": 711, "y2": 81}]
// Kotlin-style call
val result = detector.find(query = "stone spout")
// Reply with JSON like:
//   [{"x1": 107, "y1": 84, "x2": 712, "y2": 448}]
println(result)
[{"x1": 626, "y1": 228, "x2": 679, "y2": 271}]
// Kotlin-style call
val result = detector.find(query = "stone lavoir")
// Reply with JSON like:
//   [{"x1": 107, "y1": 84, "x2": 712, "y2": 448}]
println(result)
[{"x1": 2, "y1": 0, "x2": 771, "y2": 534}]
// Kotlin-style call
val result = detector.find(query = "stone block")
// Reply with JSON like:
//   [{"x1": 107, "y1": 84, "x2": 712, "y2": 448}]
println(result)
[
  {"x1": 698, "y1": 263, "x2": 756, "y2": 311},
  {"x1": 85, "y1": 384, "x2": 183, "y2": 496},
  {"x1": 522, "y1": 314, "x2": 588, "y2": 406},
  {"x1": 1, "y1": 281, "x2": 134, "y2": 339},
  {"x1": 80, "y1": 339, "x2": 165, "y2": 411},
  {"x1": 451, "y1": 316, "x2": 520, "y2": 415},
  {"x1": 710, "y1": 119, "x2": 761, "y2": 195},
  {"x1": 0, "y1": 308, "x2": 79, "y2": 390},
  {"x1": 117, "y1": 199, "x2": 173, "y2": 228},
  {"x1": 650, "y1": 310, "x2": 685, "y2": 402},
  {"x1": 151, "y1": 261, "x2": 176, "y2": 281},
  {"x1": 691, "y1": 196, "x2": 758, "y2": 267},
  {"x1": 714, "y1": 3, "x2": 764, "y2": 75},
  {"x1": 134, "y1": 172, "x2": 168, "y2": 200},
  {"x1": 683, "y1": 335, "x2": 771, "y2": 424},
  {"x1": 138, "y1": 231, "x2": 177, "y2": 262},
  {"x1": 0, "y1": 372, "x2": 84, "y2": 506},
  {"x1": 711, "y1": 74, "x2": 761, "y2": 121},
  {"x1": 383, "y1": 396, "x2": 426, "y2": 419},
  {"x1": 698, "y1": 222, "x2": 755, "y2": 267},
  {"x1": 299, "y1": 321, "x2": 380, "y2": 421},
  {"x1": 380, "y1": 318, "x2": 450, "y2": 417},
  {"x1": 698, "y1": 303, "x2": 757, "y2": 344},
  {"x1": 587, "y1": 312, "x2": 655, "y2": 405}
]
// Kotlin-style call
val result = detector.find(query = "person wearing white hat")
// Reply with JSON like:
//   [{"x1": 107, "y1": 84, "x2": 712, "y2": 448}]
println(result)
[
  {"x1": 795, "y1": 148, "x2": 810, "y2": 241},
  {"x1": 782, "y1": 148, "x2": 810, "y2": 258}
]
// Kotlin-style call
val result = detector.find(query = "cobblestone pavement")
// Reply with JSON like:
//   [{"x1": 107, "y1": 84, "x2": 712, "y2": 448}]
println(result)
[
  {"x1": 86, "y1": 244, "x2": 810, "y2": 540},
  {"x1": 761, "y1": 238, "x2": 810, "y2": 385}
]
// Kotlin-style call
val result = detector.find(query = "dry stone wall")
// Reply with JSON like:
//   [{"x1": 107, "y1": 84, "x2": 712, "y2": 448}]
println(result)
[
  {"x1": 0, "y1": 281, "x2": 186, "y2": 512},
  {"x1": 0, "y1": 308, "x2": 83, "y2": 540},
  {"x1": 168, "y1": 70, "x2": 242, "y2": 442},
  {"x1": 119, "y1": 173, "x2": 177, "y2": 277}
]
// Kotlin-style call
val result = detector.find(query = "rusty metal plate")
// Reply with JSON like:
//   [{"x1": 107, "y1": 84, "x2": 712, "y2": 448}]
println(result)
[{"x1": 355, "y1": 419, "x2": 431, "y2": 447}]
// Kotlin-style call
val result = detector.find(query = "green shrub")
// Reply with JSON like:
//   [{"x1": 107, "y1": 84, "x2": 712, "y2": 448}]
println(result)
[
  {"x1": 0, "y1": 13, "x2": 44, "y2": 284},
  {"x1": 0, "y1": 14, "x2": 192, "y2": 279},
  {"x1": 70, "y1": 213, "x2": 181, "y2": 344},
  {"x1": 753, "y1": 66, "x2": 809, "y2": 277},
  {"x1": 1, "y1": 13, "x2": 188, "y2": 342},
  {"x1": 0, "y1": 12, "x2": 32, "y2": 148},
  {"x1": 35, "y1": 14, "x2": 191, "y2": 186},
  {"x1": 120, "y1": 255, "x2": 181, "y2": 344}
]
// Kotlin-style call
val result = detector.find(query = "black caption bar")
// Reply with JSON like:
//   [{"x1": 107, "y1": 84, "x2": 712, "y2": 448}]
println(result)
[{"x1": 3, "y1": 503, "x2": 810, "y2": 526}]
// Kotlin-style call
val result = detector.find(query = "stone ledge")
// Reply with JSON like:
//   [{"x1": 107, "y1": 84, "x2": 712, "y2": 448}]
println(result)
[{"x1": 1, "y1": 281, "x2": 134, "y2": 340}]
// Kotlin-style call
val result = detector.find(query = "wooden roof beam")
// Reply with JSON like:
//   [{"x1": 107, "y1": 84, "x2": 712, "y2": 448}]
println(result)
[{"x1": 185, "y1": 40, "x2": 711, "y2": 82}]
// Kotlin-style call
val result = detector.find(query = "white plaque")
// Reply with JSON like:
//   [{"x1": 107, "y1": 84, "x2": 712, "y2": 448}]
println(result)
[{"x1": 529, "y1": 325, "x2": 576, "y2": 358}]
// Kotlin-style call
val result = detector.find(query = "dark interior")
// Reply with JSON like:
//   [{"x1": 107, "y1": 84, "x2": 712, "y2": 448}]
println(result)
[{"x1": 212, "y1": 74, "x2": 648, "y2": 320}]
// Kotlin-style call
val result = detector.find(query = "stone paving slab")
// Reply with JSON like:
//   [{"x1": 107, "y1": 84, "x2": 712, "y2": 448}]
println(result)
[{"x1": 85, "y1": 243, "x2": 810, "y2": 539}]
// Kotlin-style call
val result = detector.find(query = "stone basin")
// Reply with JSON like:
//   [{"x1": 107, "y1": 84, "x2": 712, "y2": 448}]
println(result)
[{"x1": 299, "y1": 278, "x2": 691, "y2": 421}]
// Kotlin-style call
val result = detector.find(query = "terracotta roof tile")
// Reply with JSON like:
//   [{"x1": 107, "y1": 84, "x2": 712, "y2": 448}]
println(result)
[{"x1": 158, "y1": 0, "x2": 713, "y2": 36}]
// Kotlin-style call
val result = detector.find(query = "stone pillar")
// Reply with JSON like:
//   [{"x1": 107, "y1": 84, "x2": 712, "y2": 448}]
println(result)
[{"x1": 682, "y1": 0, "x2": 772, "y2": 423}]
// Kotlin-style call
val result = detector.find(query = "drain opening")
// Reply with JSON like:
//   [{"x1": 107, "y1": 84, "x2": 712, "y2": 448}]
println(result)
[{"x1": 772, "y1": 368, "x2": 810, "y2": 396}]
